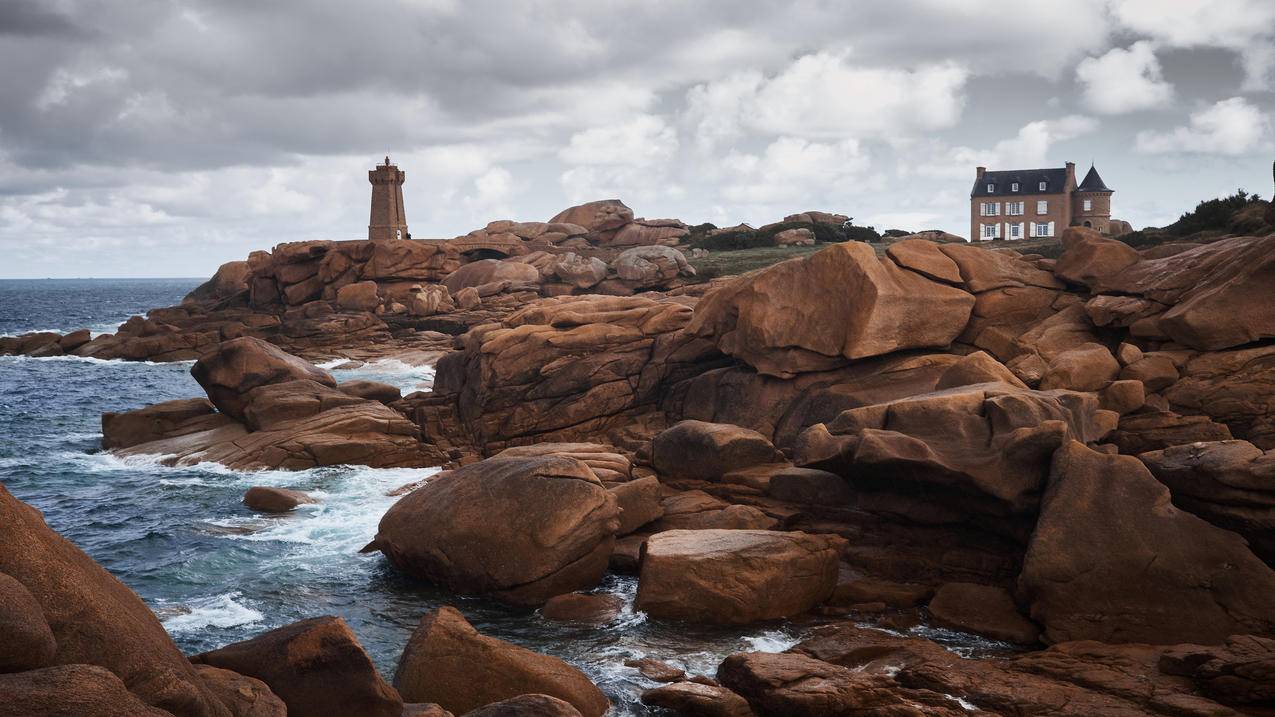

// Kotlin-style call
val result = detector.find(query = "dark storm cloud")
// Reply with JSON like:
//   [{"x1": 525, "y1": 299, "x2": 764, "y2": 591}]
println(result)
[{"x1": 0, "y1": 0, "x2": 1270, "y2": 277}]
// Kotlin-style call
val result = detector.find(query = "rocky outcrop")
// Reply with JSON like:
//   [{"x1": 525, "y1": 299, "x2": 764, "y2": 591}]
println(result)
[
  {"x1": 1164, "y1": 345, "x2": 1275, "y2": 449},
  {"x1": 635, "y1": 529, "x2": 844, "y2": 624},
  {"x1": 0, "y1": 572, "x2": 56, "y2": 673},
  {"x1": 417, "y1": 294, "x2": 719, "y2": 455},
  {"x1": 726, "y1": 622, "x2": 1259, "y2": 716},
  {"x1": 192, "y1": 665, "x2": 287, "y2": 717},
  {"x1": 926, "y1": 582, "x2": 1040, "y2": 644},
  {"x1": 190, "y1": 337, "x2": 336, "y2": 421},
  {"x1": 549, "y1": 199, "x2": 634, "y2": 243},
  {"x1": 0, "y1": 665, "x2": 178, "y2": 717},
  {"x1": 1074, "y1": 234, "x2": 1275, "y2": 351},
  {"x1": 794, "y1": 382, "x2": 1117, "y2": 537},
  {"x1": 367, "y1": 455, "x2": 619, "y2": 605},
  {"x1": 242, "y1": 486, "x2": 316, "y2": 513},
  {"x1": 688, "y1": 242, "x2": 975, "y2": 378},
  {"x1": 192, "y1": 616, "x2": 401, "y2": 717},
  {"x1": 610, "y1": 245, "x2": 696, "y2": 290},
  {"x1": 104, "y1": 339, "x2": 431, "y2": 470},
  {"x1": 0, "y1": 484, "x2": 232, "y2": 717},
  {"x1": 1020, "y1": 441, "x2": 1275, "y2": 645},
  {"x1": 393, "y1": 606, "x2": 608, "y2": 716},
  {"x1": 1140, "y1": 440, "x2": 1275, "y2": 565}
]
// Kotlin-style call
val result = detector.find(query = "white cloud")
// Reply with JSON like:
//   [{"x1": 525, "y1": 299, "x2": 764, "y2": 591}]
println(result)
[
  {"x1": 1076, "y1": 42, "x2": 1173, "y2": 114},
  {"x1": 684, "y1": 51, "x2": 968, "y2": 144},
  {"x1": 718, "y1": 136, "x2": 870, "y2": 205},
  {"x1": 1111, "y1": 0, "x2": 1275, "y2": 90},
  {"x1": 559, "y1": 115, "x2": 678, "y2": 167},
  {"x1": 911, "y1": 116, "x2": 1099, "y2": 179},
  {"x1": 1135, "y1": 97, "x2": 1271, "y2": 155}
]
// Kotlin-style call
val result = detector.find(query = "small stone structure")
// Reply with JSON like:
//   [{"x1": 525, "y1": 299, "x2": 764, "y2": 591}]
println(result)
[{"x1": 369, "y1": 156, "x2": 408, "y2": 241}]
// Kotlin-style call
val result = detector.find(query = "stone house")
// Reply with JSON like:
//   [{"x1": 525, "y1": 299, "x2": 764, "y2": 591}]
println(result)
[{"x1": 969, "y1": 162, "x2": 1114, "y2": 241}]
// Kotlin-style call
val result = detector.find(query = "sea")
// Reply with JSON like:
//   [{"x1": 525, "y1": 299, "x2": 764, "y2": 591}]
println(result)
[{"x1": 0, "y1": 278, "x2": 999, "y2": 714}]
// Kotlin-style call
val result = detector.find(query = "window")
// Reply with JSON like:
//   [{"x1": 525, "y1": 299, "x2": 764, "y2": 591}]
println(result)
[
  {"x1": 1083, "y1": 198, "x2": 1093, "y2": 211},
  {"x1": 1036, "y1": 200, "x2": 1048, "y2": 215},
  {"x1": 1036, "y1": 222, "x2": 1051, "y2": 237},
  {"x1": 1007, "y1": 201, "x2": 1024, "y2": 216},
  {"x1": 987, "y1": 183, "x2": 994, "y2": 193},
  {"x1": 1010, "y1": 223, "x2": 1021, "y2": 239},
  {"x1": 1038, "y1": 181, "x2": 1047, "y2": 191},
  {"x1": 982, "y1": 224, "x2": 998, "y2": 239},
  {"x1": 1011, "y1": 182, "x2": 1019, "y2": 192},
  {"x1": 980, "y1": 202, "x2": 1001, "y2": 216}
]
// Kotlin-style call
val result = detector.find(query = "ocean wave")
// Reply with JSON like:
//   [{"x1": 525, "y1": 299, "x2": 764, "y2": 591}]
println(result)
[
  {"x1": 743, "y1": 630, "x2": 801, "y2": 653},
  {"x1": 0, "y1": 354, "x2": 191, "y2": 367},
  {"x1": 329, "y1": 358, "x2": 437, "y2": 393},
  {"x1": 160, "y1": 592, "x2": 264, "y2": 633},
  {"x1": 217, "y1": 466, "x2": 440, "y2": 552}
]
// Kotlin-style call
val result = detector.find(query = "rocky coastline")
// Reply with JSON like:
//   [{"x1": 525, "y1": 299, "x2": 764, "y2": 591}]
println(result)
[{"x1": 3, "y1": 197, "x2": 1275, "y2": 715}]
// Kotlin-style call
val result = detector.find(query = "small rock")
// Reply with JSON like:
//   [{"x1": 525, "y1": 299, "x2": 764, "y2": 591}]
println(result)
[
  {"x1": 243, "y1": 487, "x2": 317, "y2": 513},
  {"x1": 540, "y1": 593, "x2": 624, "y2": 624},
  {"x1": 624, "y1": 657, "x2": 686, "y2": 683}
]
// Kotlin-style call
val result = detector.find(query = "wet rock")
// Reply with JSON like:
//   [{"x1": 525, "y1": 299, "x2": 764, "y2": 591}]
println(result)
[
  {"x1": 0, "y1": 664, "x2": 175, "y2": 717},
  {"x1": 625, "y1": 657, "x2": 686, "y2": 682},
  {"x1": 101, "y1": 398, "x2": 222, "y2": 449},
  {"x1": 540, "y1": 593, "x2": 624, "y2": 623},
  {"x1": 640, "y1": 681, "x2": 755, "y2": 717},
  {"x1": 651, "y1": 421, "x2": 783, "y2": 481},
  {"x1": 927, "y1": 582, "x2": 1040, "y2": 645},
  {"x1": 192, "y1": 615, "x2": 402, "y2": 717},
  {"x1": 1019, "y1": 441, "x2": 1275, "y2": 644},
  {"x1": 688, "y1": 242, "x2": 975, "y2": 378},
  {"x1": 716, "y1": 651, "x2": 966, "y2": 716},
  {"x1": 461, "y1": 694, "x2": 584, "y2": 717},
  {"x1": 393, "y1": 606, "x2": 607, "y2": 717},
  {"x1": 0, "y1": 484, "x2": 230, "y2": 716},
  {"x1": 1159, "y1": 634, "x2": 1275, "y2": 708},
  {"x1": 242, "y1": 486, "x2": 316, "y2": 513},
  {"x1": 0, "y1": 571, "x2": 56, "y2": 673},
  {"x1": 193, "y1": 664, "x2": 287, "y2": 717},
  {"x1": 635, "y1": 529, "x2": 844, "y2": 624},
  {"x1": 368, "y1": 455, "x2": 619, "y2": 605}
]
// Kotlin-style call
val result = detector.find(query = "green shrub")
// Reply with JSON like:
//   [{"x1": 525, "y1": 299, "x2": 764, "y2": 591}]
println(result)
[{"x1": 1166, "y1": 189, "x2": 1262, "y2": 236}]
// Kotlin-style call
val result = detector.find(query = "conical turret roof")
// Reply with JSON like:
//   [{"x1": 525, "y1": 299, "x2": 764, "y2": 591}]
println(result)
[{"x1": 1076, "y1": 164, "x2": 1111, "y2": 192}]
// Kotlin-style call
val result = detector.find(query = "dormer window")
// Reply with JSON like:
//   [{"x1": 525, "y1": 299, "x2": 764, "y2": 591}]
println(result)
[
  {"x1": 987, "y1": 183, "x2": 994, "y2": 193},
  {"x1": 1011, "y1": 182, "x2": 1019, "y2": 192},
  {"x1": 1038, "y1": 181, "x2": 1047, "y2": 191}
]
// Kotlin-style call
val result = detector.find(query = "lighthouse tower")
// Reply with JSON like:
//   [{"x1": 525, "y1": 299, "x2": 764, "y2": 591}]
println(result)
[{"x1": 368, "y1": 156, "x2": 407, "y2": 241}]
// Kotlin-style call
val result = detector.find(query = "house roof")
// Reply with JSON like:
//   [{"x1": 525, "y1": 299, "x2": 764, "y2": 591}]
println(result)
[
  {"x1": 1076, "y1": 164, "x2": 1112, "y2": 192},
  {"x1": 971, "y1": 167, "x2": 1070, "y2": 197}
]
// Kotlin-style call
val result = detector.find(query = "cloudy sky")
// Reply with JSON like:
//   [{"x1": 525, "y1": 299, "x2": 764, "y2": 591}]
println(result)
[{"x1": 1, "y1": 0, "x2": 1272, "y2": 278}]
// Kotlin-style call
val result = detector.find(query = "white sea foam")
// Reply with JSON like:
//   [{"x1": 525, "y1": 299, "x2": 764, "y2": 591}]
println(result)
[
  {"x1": 743, "y1": 630, "x2": 801, "y2": 653},
  {"x1": 327, "y1": 358, "x2": 437, "y2": 394},
  {"x1": 0, "y1": 353, "x2": 190, "y2": 367},
  {"x1": 161, "y1": 592, "x2": 263, "y2": 633},
  {"x1": 223, "y1": 466, "x2": 440, "y2": 553}
]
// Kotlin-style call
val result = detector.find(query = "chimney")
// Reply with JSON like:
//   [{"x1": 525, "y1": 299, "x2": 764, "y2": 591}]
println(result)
[
  {"x1": 976, "y1": 166, "x2": 986, "y2": 179},
  {"x1": 1065, "y1": 161, "x2": 1076, "y2": 186}
]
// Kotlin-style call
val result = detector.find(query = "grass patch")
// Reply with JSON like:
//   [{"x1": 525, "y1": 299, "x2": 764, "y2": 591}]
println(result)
[{"x1": 689, "y1": 244, "x2": 827, "y2": 280}]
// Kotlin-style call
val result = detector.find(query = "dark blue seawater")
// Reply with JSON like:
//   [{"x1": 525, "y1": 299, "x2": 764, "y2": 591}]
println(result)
[{"x1": 1, "y1": 278, "x2": 870, "y2": 715}]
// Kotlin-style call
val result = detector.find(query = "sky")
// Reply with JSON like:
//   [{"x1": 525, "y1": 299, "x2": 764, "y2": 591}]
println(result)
[{"x1": 1, "y1": 0, "x2": 1272, "y2": 278}]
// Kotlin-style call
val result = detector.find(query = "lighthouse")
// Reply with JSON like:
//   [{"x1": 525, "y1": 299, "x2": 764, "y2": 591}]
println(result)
[{"x1": 368, "y1": 156, "x2": 408, "y2": 241}]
